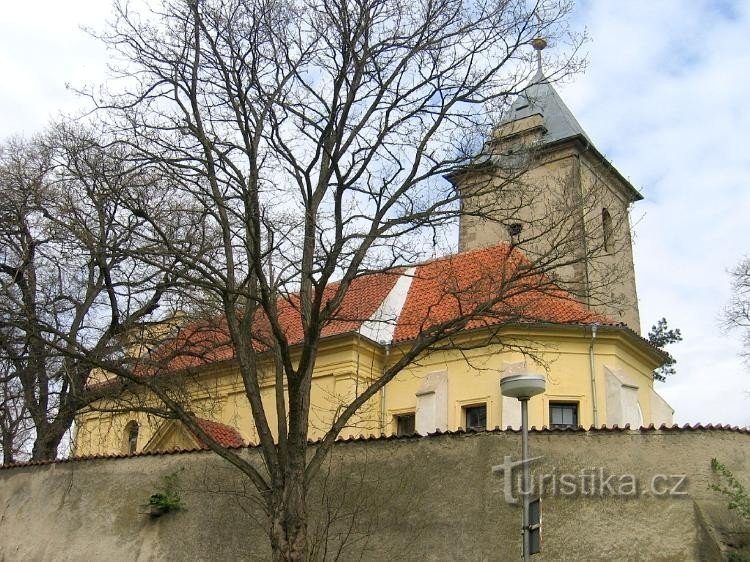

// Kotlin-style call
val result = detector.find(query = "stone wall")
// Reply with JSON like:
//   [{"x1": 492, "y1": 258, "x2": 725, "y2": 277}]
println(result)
[{"x1": 1, "y1": 427, "x2": 749, "y2": 561}]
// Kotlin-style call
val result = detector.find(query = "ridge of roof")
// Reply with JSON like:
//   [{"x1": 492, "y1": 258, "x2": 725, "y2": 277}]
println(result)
[{"x1": 3, "y1": 424, "x2": 748, "y2": 471}]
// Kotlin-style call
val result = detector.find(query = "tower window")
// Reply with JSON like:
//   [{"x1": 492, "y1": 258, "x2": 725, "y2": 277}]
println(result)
[
  {"x1": 507, "y1": 223, "x2": 523, "y2": 241},
  {"x1": 602, "y1": 208, "x2": 613, "y2": 252}
]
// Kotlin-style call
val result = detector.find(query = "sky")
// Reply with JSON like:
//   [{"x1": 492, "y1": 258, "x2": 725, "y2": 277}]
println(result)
[
  {"x1": 562, "y1": 0, "x2": 750, "y2": 426},
  {"x1": 0, "y1": 1, "x2": 748, "y2": 426}
]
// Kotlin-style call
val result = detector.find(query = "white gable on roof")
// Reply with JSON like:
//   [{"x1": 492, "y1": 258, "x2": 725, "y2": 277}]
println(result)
[{"x1": 359, "y1": 267, "x2": 415, "y2": 344}]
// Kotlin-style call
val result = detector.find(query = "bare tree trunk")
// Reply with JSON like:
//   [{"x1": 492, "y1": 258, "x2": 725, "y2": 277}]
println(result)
[
  {"x1": 30, "y1": 433, "x2": 62, "y2": 461},
  {"x1": 29, "y1": 419, "x2": 70, "y2": 461},
  {"x1": 270, "y1": 474, "x2": 308, "y2": 561},
  {"x1": 1, "y1": 432, "x2": 15, "y2": 465}
]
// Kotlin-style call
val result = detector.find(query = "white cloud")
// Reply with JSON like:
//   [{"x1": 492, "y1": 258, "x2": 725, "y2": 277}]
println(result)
[{"x1": 0, "y1": 1, "x2": 110, "y2": 137}]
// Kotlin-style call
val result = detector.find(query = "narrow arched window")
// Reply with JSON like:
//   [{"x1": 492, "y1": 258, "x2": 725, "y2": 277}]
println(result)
[
  {"x1": 602, "y1": 208, "x2": 613, "y2": 253},
  {"x1": 124, "y1": 420, "x2": 139, "y2": 454}
]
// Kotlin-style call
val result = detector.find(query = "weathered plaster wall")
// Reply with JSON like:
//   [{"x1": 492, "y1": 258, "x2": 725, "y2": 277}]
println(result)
[{"x1": 2, "y1": 429, "x2": 747, "y2": 561}]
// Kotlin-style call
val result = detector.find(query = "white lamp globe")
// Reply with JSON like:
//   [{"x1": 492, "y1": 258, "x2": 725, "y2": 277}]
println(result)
[{"x1": 500, "y1": 373, "x2": 546, "y2": 399}]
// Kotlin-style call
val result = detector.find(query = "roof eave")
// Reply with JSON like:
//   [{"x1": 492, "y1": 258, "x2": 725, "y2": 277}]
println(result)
[
  {"x1": 391, "y1": 320, "x2": 668, "y2": 367},
  {"x1": 509, "y1": 320, "x2": 668, "y2": 365}
]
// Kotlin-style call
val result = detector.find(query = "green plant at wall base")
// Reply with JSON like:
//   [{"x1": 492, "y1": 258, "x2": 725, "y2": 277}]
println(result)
[
  {"x1": 710, "y1": 458, "x2": 750, "y2": 521},
  {"x1": 148, "y1": 471, "x2": 184, "y2": 515},
  {"x1": 728, "y1": 551, "x2": 750, "y2": 562}
]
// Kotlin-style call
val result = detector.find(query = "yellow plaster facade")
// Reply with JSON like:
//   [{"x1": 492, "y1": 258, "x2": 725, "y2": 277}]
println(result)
[{"x1": 74, "y1": 325, "x2": 670, "y2": 456}]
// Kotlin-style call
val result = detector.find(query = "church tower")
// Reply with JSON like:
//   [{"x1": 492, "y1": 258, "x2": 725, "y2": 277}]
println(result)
[{"x1": 456, "y1": 40, "x2": 642, "y2": 333}]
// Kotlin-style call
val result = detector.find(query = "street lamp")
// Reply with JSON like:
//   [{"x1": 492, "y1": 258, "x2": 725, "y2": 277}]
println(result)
[{"x1": 500, "y1": 373, "x2": 546, "y2": 561}]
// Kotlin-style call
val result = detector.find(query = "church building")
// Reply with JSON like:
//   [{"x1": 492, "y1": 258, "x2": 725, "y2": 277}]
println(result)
[{"x1": 74, "y1": 50, "x2": 674, "y2": 457}]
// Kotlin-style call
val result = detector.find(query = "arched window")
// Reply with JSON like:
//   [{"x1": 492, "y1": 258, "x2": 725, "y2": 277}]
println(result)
[
  {"x1": 124, "y1": 420, "x2": 139, "y2": 454},
  {"x1": 602, "y1": 208, "x2": 613, "y2": 253}
]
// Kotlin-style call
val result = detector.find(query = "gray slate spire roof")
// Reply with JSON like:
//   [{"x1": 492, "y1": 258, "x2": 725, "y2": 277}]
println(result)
[
  {"x1": 503, "y1": 70, "x2": 591, "y2": 145},
  {"x1": 488, "y1": 70, "x2": 643, "y2": 202},
  {"x1": 455, "y1": 67, "x2": 642, "y2": 202}
]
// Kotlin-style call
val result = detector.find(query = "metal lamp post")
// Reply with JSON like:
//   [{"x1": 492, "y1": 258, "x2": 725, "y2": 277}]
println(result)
[{"x1": 500, "y1": 373, "x2": 546, "y2": 561}]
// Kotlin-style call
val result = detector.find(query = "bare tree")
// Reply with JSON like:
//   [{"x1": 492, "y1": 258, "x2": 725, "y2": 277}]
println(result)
[
  {"x1": 0, "y1": 126, "x2": 175, "y2": 461},
  {"x1": 32, "y1": 0, "x2": 634, "y2": 558},
  {"x1": 725, "y1": 256, "x2": 750, "y2": 365},
  {"x1": 0, "y1": 360, "x2": 32, "y2": 464}
]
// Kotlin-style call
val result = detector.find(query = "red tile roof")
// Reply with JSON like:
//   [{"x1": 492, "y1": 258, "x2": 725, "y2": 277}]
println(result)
[
  {"x1": 192, "y1": 417, "x2": 244, "y2": 449},
  {"x1": 393, "y1": 244, "x2": 611, "y2": 341},
  {"x1": 259, "y1": 269, "x2": 404, "y2": 343},
  {"x1": 147, "y1": 321, "x2": 234, "y2": 372},
  {"x1": 121, "y1": 243, "x2": 612, "y2": 377},
  {"x1": 143, "y1": 270, "x2": 402, "y2": 372}
]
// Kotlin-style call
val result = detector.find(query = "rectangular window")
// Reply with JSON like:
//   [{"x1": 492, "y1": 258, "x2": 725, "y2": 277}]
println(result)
[
  {"x1": 464, "y1": 404, "x2": 487, "y2": 431},
  {"x1": 395, "y1": 413, "x2": 415, "y2": 436},
  {"x1": 549, "y1": 402, "x2": 578, "y2": 428}
]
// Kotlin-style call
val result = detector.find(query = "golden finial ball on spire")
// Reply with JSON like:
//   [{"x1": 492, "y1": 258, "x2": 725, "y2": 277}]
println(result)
[{"x1": 531, "y1": 37, "x2": 547, "y2": 51}]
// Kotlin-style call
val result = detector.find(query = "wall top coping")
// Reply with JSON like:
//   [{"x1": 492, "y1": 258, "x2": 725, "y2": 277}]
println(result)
[{"x1": 2, "y1": 423, "x2": 748, "y2": 472}]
